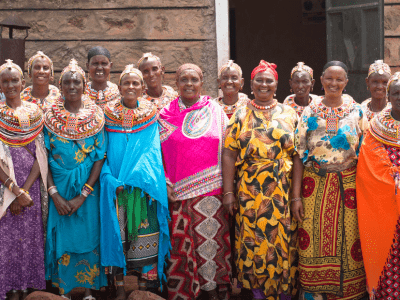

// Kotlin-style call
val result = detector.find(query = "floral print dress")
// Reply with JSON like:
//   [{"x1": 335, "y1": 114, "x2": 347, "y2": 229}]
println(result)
[{"x1": 224, "y1": 104, "x2": 299, "y2": 299}]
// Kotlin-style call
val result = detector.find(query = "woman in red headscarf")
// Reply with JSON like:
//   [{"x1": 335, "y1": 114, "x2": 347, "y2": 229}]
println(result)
[{"x1": 222, "y1": 60, "x2": 299, "y2": 300}]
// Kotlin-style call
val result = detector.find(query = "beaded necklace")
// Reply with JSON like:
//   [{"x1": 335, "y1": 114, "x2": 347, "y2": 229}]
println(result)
[
  {"x1": 0, "y1": 100, "x2": 44, "y2": 146},
  {"x1": 216, "y1": 92, "x2": 249, "y2": 117},
  {"x1": 362, "y1": 98, "x2": 391, "y2": 121},
  {"x1": 21, "y1": 85, "x2": 60, "y2": 111},
  {"x1": 370, "y1": 107, "x2": 400, "y2": 147},
  {"x1": 251, "y1": 99, "x2": 278, "y2": 110},
  {"x1": 86, "y1": 81, "x2": 120, "y2": 111},
  {"x1": 44, "y1": 95, "x2": 104, "y2": 140},
  {"x1": 143, "y1": 85, "x2": 177, "y2": 110}
]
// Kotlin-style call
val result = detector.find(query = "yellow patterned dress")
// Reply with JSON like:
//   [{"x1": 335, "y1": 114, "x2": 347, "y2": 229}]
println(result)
[{"x1": 224, "y1": 103, "x2": 298, "y2": 300}]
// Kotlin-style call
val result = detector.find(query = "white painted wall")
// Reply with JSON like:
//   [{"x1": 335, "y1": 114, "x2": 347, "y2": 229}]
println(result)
[{"x1": 215, "y1": 0, "x2": 230, "y2": 70}]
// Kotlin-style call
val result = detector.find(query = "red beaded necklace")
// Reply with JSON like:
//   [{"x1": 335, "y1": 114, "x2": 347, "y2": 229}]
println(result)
[{"x1": 251, "y1": 99, "x2": 278, "y2": 110}]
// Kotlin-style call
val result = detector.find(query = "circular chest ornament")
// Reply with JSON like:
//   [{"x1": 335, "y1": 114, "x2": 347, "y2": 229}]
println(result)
[{"x1": 182, "y1": 106, "x2": 212, "y2": 139}]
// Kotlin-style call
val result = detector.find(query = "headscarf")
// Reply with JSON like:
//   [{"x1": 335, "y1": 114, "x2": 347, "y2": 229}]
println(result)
[
  {"x1": 291, "y1": 61, "x2": 313, "y2": 79},
  {"x1": 387, "y1": 71, "x2": 400, "y2": 94},
  {"x1": 218, "y1": 60, "x2": 242, "y2": 79},
  {"x1": 119, "y1": 64, "x2": 144, "y2": 85},
  {"x1": 368, "y1": 60, "x2": 391, "y2": 78},
  {"x1": 59, "y1": 58, "x2": 86, "y2": 88},
  {"x1": 175, "y1": 63, "x2": 203, "y2": 81},
  {"x1": 0, "y1": 59, "x2": 24, "y2": 79},
  {"x1": 137, "y1": 52, "x2": 162, "y2": 69},
  {"x1": 322, "y1": 61, "x2": 348, "y2": 75},
  {"x1": 87, "y1": 46, "x2": 111, "y2": 62},
  {"x1": 27, "y1": 51, "x2": 54, "y2": 77},
  {"x1": 251, "y1": 60, "x2": 278, "y2": 80}
]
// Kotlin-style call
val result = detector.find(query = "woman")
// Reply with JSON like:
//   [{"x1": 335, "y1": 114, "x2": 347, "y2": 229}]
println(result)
[
  {"x1": 360, "y1": 60, "x2": 392, "y2": 121},
  {"x1": 0, "y1": 60, "x2": 48, "y2": 300},
  {"x1": 86, "y1": 46, "x2": 120, "y2": 110},
  {"x1": 159, "y1": 63, "x2": 231, "y2": 300},
  {"x1": 137, "y1": 52, "x2": 177, "y2": 111},
  {"x1": 357, "y1": 72, "x2": 400, "y2": 299},
  {"x1": 44, "y1": 59, "x2": 107, "y2": 299},
  {"x1": 21, "y1": 51, "x2": 60, "y2": 111},
  {"x1": 283, "y1": 62, "x2": 316, "y2": 117},
  {"x1": 215, "y1": 60, "x2": 249, "y2": 119},
  {"x1": 100, "y1": 65, "x2": 170, "y2": 300},
  {"x1": 223, "y1": 60, "x2": 299, "y2": 300},
  {"x1": 292, "y1": 61, "x2": 368, "y2": 300}
]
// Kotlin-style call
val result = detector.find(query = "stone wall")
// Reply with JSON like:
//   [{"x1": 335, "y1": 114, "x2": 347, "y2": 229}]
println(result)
[
  {"x1": 385, "y1": 0, "x2": 400, "y2": 73},
  {"x1": 0, "y1": 0, "x2": 219, "y2": 96}
]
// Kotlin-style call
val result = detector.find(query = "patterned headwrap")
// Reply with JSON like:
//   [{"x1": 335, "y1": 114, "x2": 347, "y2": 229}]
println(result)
[
  {"x1": 387, "y1": 72, "x2": 400, "y2": 94},
  {"x1": 0, "y1": 59, "x2": 24, "y2": 79},
  {"x1": 218, "y1": 60, "x2": 242, "y2": 79},
  {"x1": 59, "y1": 58, "x2": 86, "y2": 87},
  {"x1": 291, "y1": 62, "x2": 313, "y2": 79},
  {"x1": 137, "y1": 52, "x2": 162, "y2": 69},
  {"x1": 368, "y1": 60, "x2": 391, "y2": 78},
  {"x1": 27, "y1": 51, "x2": 54, "y2": 77},
  {"x1": 251, "y1": 60, "x2": 278, "y2": 81},
  {"x1": 119, "y1": 64, "x2": 144, "y2": 85},
  {"x1": 175, "y1": 63, "x2": 203, "y2": 81}
]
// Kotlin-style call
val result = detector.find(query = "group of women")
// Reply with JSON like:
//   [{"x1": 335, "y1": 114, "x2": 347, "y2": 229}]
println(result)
[{"x1": 0, "y1": 44, "x2": 397, "y2": 300}]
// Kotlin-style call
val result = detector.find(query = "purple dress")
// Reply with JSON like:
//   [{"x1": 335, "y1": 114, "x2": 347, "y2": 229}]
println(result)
[{"x1": 0, "y1": 141, "x2": 45, "y2": 300}]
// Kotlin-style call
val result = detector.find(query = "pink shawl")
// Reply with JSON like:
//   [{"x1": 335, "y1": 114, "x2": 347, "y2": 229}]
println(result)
[{"x1": 159, "y1": 96, "x2": 228, "y2": 200}]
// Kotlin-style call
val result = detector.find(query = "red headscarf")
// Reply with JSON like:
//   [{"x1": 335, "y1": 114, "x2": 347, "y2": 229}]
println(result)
[{"x1": 251, "y1": 60, "x2": 278, "y2": 80}]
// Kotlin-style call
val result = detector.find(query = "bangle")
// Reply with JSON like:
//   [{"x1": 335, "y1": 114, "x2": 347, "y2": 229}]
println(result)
[
  {"x1": 4, "y1": 177, "x2": 11, "y2": 186},
  {"x1": 47, "y1": 185, "x2": 56, "y2": 192},
  {"x1": 49, "y1": 186, "x2": 58, "y2": 196},
  {"x1": 223, "y1": 191, "x2": 234, "y2": 197},
  {"x1": 16, "y1": 191, "x2": 24, "y2": 198},
  {"x1": 81, "y1": 185, "x2": 92, "y2": 198},
  {"x1": 8, "y1": 182, "x2": 15, "y2": 191},
  {"x1": 20, "y1": 188, "x2": 29, "y2": 195},
  {"x1": 84, "y1": 183, "x2": 94, "y2": 192},
  {"x1": 292, "y1": 197, "x2": 302, "y2": 202}
]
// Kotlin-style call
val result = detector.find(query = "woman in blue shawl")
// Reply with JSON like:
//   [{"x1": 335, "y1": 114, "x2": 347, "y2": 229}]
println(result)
[
  {"x1": 100, "y1": 65, "x2": 169, "y2": 300},
  {"x1": 44, "y1": 59, "x2": 107, "y2": 299}
]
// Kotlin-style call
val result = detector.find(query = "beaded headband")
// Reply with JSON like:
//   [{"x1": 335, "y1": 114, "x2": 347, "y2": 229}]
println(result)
[
  {"x1": 368, "y1": 60, "x2": 391, "y2": 78},
  {"x1": 59, "y1": 59, "x2": 86, "y2": 87},
  {"x1": 387, "y1": 72, "x2": 400, "y2": 94},
  {"x1": 119, "y1": 64, "x2": 144, "y2": 85},
  {"x1": 137, "y1": 52, "x2": 162, "y2": 69},
  {"x1": 0, "y1": 59, "x2": 24, "y2": 79},
  {"x1": 291, "y1": 62, "x2": 313, "y2": 79},
  {"x1": 28, "y1": 51, "x2": 54, "y2": 77},
  {"x1": 218, "y1": 60, "x2": 242, "y2": 79}
]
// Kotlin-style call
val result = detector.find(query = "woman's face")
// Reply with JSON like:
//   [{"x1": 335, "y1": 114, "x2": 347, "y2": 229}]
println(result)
[
  {"x1": 176, "y1": 69, "x2": 203, "y2": 101},
  {"x1": 218, "y1": 67, "x2": 243, "y2": 97},
  {"x1": 87, "y1": 55, "x2": 112, "y2": 84},
  {"x1": 31, "y1": 57, "x2": 52, "y2": 86},
  {"x1": 119, "y1": 73, "x2": 144, "y2": 103},
  {"x1": 366, "y1": 72, "x2": 390, "y2": 100},
  {"x1": 290, "y1": 71, "x2": 314, "y2": 98},
  {"x1": 61, "y1": 71, "x2": 84, "y2": 103},
  {"x1": 139, "y1": 57, "x2": 164, "y2": 90},
  {"x1": 320, "y1": 66, "x2": 348, "y2": 98},
  {"x1": 251, "y1": 71, "x2": 277, "y2": 102},
  {"x1": 389, "y1": 82, "x2": 400, "y2": 116},
  {"x1": 0, "y1": 68, "x2": 25, "y2": 101}
]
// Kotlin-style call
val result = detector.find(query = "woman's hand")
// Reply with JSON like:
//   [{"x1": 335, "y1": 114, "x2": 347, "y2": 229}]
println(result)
[
  {"x1": 52, "y1": 193, "x2": 72, "y2": 216},
  {"x1": 116, "y1": 186, "x2": 124, "y2": 197},
  {"x1": 223, "y1": 193, "x2": 238, "y2": 216},
  {"x1": 291, "y1": 200, "x2": 305, "y2": 223},
  {"x1": 68, "y1": 194, "x2": 86, "y2": 216},
  {"x1": 16, "y1": 191, "x2": 33, "y2": 207},
  {"x1": 10, "y1": 200, "x2": 22, "y2": 215},
  {"x1": 167, "y1": 185, "x2": 177, "y2": 203}
]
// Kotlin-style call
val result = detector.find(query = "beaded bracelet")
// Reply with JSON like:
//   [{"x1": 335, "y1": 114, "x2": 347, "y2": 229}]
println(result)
[
  {"x1": 291, "y1": 197, "x2": 302, "y2": 202},
  {"x1": 81, "y1": 185, "x2": 92, "y2": 198}
]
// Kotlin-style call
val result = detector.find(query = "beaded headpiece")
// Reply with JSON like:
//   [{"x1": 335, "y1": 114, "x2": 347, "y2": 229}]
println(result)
[
  {"x1": 137, "y1": 52, "x2": 162, "y2": 69},
  {"x1": 218, "y1": 60, "x2": 242, "y2": 79},
  {"x1": 368, "y1": 60, "x2": 391, "y2": 78},
  {"x1": 387, "y1": 72, "x2": 400, "y2": 94},
  {"x1": 59, "y1": 58, "x2": 86, "y2": 87},
  {"x1": 175, "y1": 63, "x2": 203, "y2": 81},
  {"x1": 27, "y1": 51, "x2": 54, "y2": 77},
  {"x1": 119, "y1": 64, "x2": 144, "y2": 85},
  {"x1": 251, "y1": 60, "x2": 278, "y2": 80},
  {"x1": 0, "y1": 59, "x2": 24, "y2": 79},
  {"x1": 291, "y1": 62, "x2": 313, "y2": 79}
]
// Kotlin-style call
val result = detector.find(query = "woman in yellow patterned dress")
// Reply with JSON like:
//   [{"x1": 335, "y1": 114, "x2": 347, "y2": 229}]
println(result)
[
  {"x1": 222, "y1": 60, "x2": 299, "y2": 300},
  {"x1": 137, "y1": 53, "x2": 177, "y2": 111}
]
